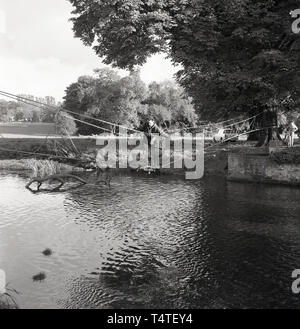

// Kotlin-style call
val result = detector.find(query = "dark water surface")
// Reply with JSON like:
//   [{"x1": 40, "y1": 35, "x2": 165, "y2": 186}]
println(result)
[{"x1": 1, "y1": 171, "x2": 300, "y2": 309}]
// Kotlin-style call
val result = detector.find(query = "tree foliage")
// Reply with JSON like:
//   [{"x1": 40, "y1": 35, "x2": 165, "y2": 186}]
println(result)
[
  {"x1": 55, "y1": 112, "x2": 78, "y2": 136},
  {"x1": 63, "y1": 68, "x2": 148, "y2": 133},
  {"x1": 69, "y1": 0, "x2": 300, "y2": 123},
  {"x1": 0, "y1": 99, "x2": 58, "y2": 123},
  {"x1": 143, "y1": 81, "x2": 197, "y2": 127},
  {"x1": 63, "y1": 68, "x2": 197, "y2": 134}
]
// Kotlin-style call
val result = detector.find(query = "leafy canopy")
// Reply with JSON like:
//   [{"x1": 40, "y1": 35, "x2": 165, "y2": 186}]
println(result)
[
  {"x1": 63, "y1": 68, "x2": 197, "y2": 134},
  {"x1": 69, "y1": 0, "x2": 300, "y2": 120}
]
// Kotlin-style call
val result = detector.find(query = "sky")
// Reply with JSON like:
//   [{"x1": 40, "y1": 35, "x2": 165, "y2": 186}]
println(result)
[{"x1": 0, "y1": 0, "x2": 178, "y2": 102}]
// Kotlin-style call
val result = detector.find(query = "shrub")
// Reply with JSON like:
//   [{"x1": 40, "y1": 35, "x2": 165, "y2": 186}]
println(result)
[{"x1": 55, "y1": 112, "x2": 77, "y2": 136}]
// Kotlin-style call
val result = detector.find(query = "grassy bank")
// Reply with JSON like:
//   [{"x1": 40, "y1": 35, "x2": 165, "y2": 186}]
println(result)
[
  {"x1": 0, "y1": 137, "x2": 97, "y2": 160},
  {"x1": 0, "y1": 137, "x2": 252, "y2": 177},
  {"x1": 0, "y1": 159, "x2": 77, "y2": 174},
  {"x1": 0, "y1": 159, "x2": 30, "y2": 170}
]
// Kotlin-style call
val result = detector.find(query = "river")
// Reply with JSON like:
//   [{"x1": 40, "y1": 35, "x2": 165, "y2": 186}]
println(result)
[{"x1": 1, "y1": 171, "x2": 300, "y2": 309}]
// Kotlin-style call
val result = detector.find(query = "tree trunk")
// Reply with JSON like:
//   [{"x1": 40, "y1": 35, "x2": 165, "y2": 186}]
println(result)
[{"x1": 255, "y1": 110, "x2": 284, "y2": 147}]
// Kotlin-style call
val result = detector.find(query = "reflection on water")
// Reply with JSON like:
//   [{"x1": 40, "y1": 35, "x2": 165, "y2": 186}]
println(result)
[{"x1": 1, "y1": 172, "x2": 300, "y2": 309}]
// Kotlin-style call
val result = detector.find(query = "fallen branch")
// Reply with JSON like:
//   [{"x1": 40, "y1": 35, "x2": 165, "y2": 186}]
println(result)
[
  {"x1": 26, "y1": 169, "x2": 113, "y2": 193},
  {"x1": 26, "y1": 174, "x2": 87, "y2": 192}
]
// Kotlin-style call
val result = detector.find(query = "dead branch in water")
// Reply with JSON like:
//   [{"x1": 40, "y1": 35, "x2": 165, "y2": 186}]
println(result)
[
  {"x1": 26, "y1": 174, "x2": 87, "y2": 192},
  {"x1": 25, "y1": 169, "x2": 112, "y2": 193}
]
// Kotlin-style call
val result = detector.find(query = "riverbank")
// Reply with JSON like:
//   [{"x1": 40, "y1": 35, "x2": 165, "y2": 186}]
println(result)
[
  {"x1": 228, "y1": 144, "x2": 300, "y2": 186},
  {"x1": 0, "y1": 159, "x2": 30, "y2": 171},
  {"x1": 0, "y1": 159, "x2": 79, "y2": 173},
  {"x1": 0, "y1": 136, "x2": 232, "y2": 177},
  {"x1": 0, "y1": 147, "x2": 229, "y2": 177}
]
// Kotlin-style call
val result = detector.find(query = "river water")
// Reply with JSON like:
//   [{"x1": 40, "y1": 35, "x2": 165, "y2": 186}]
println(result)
[{"x1": 1, "y1": 171, "x2": 300, "y2": 309}]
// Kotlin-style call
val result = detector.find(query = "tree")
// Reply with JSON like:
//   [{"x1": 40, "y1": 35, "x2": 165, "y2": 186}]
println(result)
[
  {"x1": 31, "y1": 111, "x2": 40, "y2": 122},
  {"x1": 55, "y1": 112, "x2": 78, "y2": 136},
  {"x1": 63, "y1": 76, "x2": 97, "y2": 114},
  {"x1": 63, "y1": 75, "x2": 97, "y2": 133},
  {"x1": 0, "y1": 100, "x2": 9, "y2": 121},
  {"x1": 143, "y1": 81, "x2": 198, "y2": 127},
  {"x1": 15, "y1": 110, "x2": 25, "y2": 122},
  {"x1": 88, "y1": 69, "x2": 147, "y2": 131},
  {"x1": 63, "y1": 68, "x2": 147, "y2": 134},
  {"x1": 0, "y1": 100, "x2": 24, "y2": 122},
  {"x1": 40, "y1": 108, "x2": 56, "y2": 123},
  {"x1": 69, "y1": 0, "x2": 300, "y2": 145}
]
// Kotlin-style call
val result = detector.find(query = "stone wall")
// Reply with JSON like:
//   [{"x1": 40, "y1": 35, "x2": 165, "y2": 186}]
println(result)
[{"x1": 228, "y1": 151, "x2": 300, "y2": 186}]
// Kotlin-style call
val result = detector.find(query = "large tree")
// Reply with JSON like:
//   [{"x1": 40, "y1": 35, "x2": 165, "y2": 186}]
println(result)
[
  {"x1": 144, "y1": 81, "x2": 198, "y2": 128},
  {"x1": 63, "y1": 68, "x2": 147, "y2": 134},
  {"x1": 69, "y1": 0, "x2": 300, "y2": 144},
  {"x1": 87, "y1": 69, "x2": 148, "y2": 132}
]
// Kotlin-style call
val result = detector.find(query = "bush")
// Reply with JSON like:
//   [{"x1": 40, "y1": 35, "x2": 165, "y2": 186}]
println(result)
[{"x1": 55, "y1": 112, "x2": 77, "y2": 136}]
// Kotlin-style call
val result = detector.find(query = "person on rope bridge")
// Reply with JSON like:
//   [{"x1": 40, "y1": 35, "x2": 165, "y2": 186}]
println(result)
[
  {"x1": 138, "y1": 118, "x2": 169, "y2": 170},
  {"x1": 140, "y1": 118, "x2": 169, "y2": 146}
]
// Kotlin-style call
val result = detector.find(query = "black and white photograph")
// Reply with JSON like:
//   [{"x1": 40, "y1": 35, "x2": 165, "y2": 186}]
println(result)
[{"x1": 1, "y1": 0, "x2": 300, "y2": 316}]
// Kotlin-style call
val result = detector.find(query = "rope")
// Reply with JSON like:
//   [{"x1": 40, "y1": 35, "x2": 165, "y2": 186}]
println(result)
[
  {"x1": 160, "y1": 126, "x2": 276, "y2": 168},
  {"x1": 64, "y1": 128, "x2": 80, "y2": 155},
  {"x1": 203, "y1": 126, "x2": 275, "y2": 151},
  {"x1": 0, "y1": 91, "x2": 117, "y2": 135},
  {"x1": 222, "y1": 113, "x2": 262, "y2": 129},
  {"x1": 0, "y1": 90, "x2": 166, "y2": 155},
  {"x1": 0, "y1": 126, "x2": 277, "y2": 172},
  {"x1": 0, "y1": 90, "x2": 143, "y2": 134},
  {"x1": 169, "y1": 113, "x2": 262, "y2": 133},
  {"x1": 0, "y1": 90, "x2": 263, "y2": 137},
  {"x1": 0, "y1": 89, "x2": 275, "y2": 171}
]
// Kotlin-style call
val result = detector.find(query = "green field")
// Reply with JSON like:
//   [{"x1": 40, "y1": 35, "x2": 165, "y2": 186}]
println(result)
[{"x1": 0, "y1": 122, "x2": 56, "y2": 136}]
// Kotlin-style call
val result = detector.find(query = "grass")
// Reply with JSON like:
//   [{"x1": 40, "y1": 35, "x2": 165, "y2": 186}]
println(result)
[
  {"x1": 25, "y1": 159, "x2": 62, "y2": 178},
  {"x1": 0, "y1": 159, "x2": 29, "y2": 170},
  {"x1": 0, "y1": 122, "x2": 56, "y2": 136}
]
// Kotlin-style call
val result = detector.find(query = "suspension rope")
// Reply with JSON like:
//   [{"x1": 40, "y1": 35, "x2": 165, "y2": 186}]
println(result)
[
  {"x1": 160, "y1": 126, "x2": 276, "y2": 168},
  {"x1": 0, "y1": 91, "x2": 117, "y2": 135},
  {"x1": 222, "y1": 113, "x2": 261, "y2": 129},
  {"x1": 203, "y1": 126, "x2": 276, "y2": 151},
  {"x1": 0, "y1": 90, "x2": 143, "y2": 134},
  {"x1": 0, "y1": 90, "x2": 264, "y2": 136},
  {"x1": 0, "y1": 90, "x2": 167, "y2": 156},
  {"x1": 0, "y1": 126, "x2": 276, "y2": 171},
  {"x1": 0, "y1": 91, "x2": 171, "y2": 161},
  {"x1": 0, "y1": 89, "x2": 275, "y2": 171}
]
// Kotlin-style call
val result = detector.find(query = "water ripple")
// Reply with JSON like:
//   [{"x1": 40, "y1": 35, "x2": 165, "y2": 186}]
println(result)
[{"x1": 1, "y1": 173, "x2": 300, "y2": 308}]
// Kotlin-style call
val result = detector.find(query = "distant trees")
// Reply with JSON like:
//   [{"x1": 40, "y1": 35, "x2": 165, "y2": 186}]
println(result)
[
  {"x1": 63, "y1": 68, "x2": 198, "y2": 134},
  {"x1": 0, "y1": 100, "x2": 9, "y2": 121},
  {"x1": 0, "y1": 69, "x2": 197, "y2": 138},
  {"x1": 0, "y1": 99, "x2": 59, "y2": 123},
  {"x1": 31, "y1": 111, "x2": 40, "y2": 123},
  {"x1": 14, "y1": 111, "x2": 25, "y2": 122}
]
